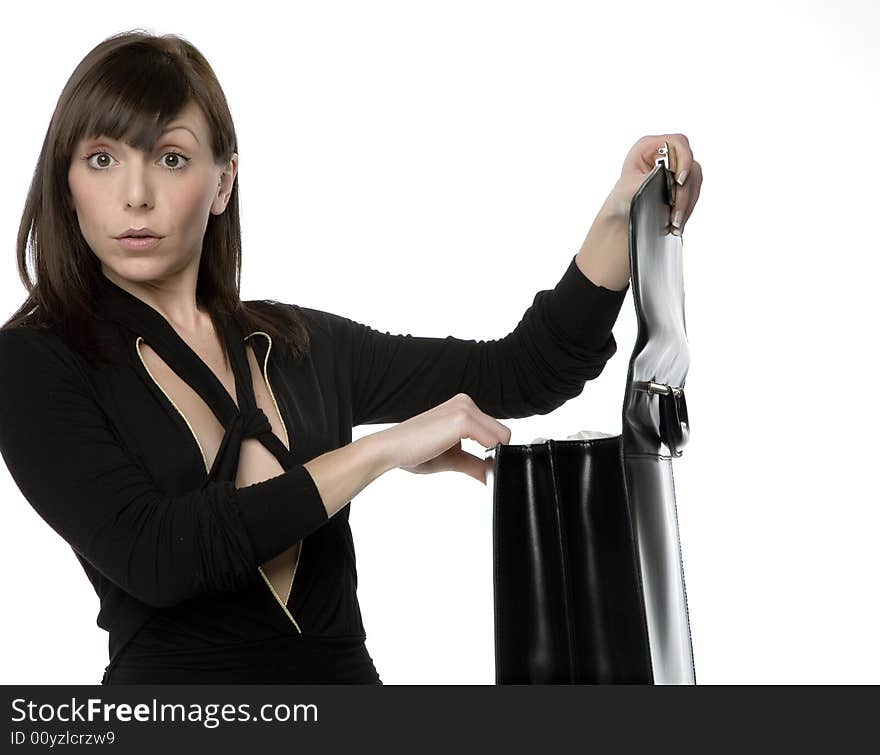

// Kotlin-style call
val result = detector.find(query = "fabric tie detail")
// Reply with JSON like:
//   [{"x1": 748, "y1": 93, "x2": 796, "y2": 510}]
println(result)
[{"x1": 240, "y1": 406, "x2": 272, "y2": 439}]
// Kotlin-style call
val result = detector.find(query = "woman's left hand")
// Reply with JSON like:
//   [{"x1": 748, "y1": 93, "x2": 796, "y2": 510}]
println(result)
[{"x1": 605, "y1": 133, "x2": 703, "y2": 237}]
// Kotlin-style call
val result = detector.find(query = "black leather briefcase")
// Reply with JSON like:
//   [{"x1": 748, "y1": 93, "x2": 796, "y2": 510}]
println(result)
[{"x1": 486, "y1": 160, "x2": 696, "y2": 684}]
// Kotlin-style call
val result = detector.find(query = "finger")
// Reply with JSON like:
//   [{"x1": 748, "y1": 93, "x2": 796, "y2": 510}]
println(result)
[
  {"x1": 446, "y1": 446, "x2": 489, "y2": 484},
  {"x1": 460, "y1": 452, "x2": 488, "y2": 484},
  {"x1": 475, "y1": 419, "x2": 511, "y2": 451},
  {"x1": 670, "y1": 181, "x2": 686, "y2": 233},
  {"x1": 666, "y1": 135, "x2": 694, "y2": 230},
  {"x1": 672, "y1": 160, "x2": 702, "y2": 236},
  {"x1": 452, "y1": 394, "x2": 511, "y2": 446},
  {"x1": 665, "y1": 133, "x2": 693, "y2": 186},
  {"x1": 461, "y1": 407, "x2": 511, "y2": 451}
]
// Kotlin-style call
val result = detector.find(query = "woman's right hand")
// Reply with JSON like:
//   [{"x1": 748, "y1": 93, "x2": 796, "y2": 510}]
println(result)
[{"x1": 382, "y1": 393, "x2": 511, "y2": 485}]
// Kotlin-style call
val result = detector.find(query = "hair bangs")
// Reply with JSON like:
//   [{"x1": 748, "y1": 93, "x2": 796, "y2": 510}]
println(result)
[{"x1": 68, "y1": 44, "x2": 192, "y2": 156}]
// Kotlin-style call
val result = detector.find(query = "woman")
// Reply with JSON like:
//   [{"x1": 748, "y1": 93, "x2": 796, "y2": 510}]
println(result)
[{"x1": 0, "y1": 30, "x2": 701, "y2": 684}]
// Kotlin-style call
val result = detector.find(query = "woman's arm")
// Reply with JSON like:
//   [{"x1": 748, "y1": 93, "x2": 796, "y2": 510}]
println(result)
[
  {"x1": 0, "y1": 328, "x2": 346, "y2": 609},
  {"x1": 303, "y1": 433, "x2": 393, "y2": 517},
  {"x1": 320, "y1": 133, "x2": 704, "y2": 430},
  {"x1": 575, "y1": 193, "x2": 630, "y2": 292},
  {"x1": 305, "y1": 236, "x2": 630, "y2": 427}
]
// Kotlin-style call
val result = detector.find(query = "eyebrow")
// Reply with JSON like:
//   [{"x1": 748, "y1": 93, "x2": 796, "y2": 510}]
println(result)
[
  {"x1": 86, "y1": 125, "x2": 200, "y2": 147},
  {"x1": 160, "y1": 125, "x2": 200, "y2": 145}
]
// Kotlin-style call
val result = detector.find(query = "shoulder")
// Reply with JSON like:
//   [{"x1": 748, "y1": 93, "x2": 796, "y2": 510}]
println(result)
[
  {"x1": 241, "y1": 299, "x2": 346, "y2": 339},
  {"x1": 0, "y1": 325, "x2": 85, "y2": 380},
  {"x1": 0, "y1": 324, "x2": 59, "y2": 358}
]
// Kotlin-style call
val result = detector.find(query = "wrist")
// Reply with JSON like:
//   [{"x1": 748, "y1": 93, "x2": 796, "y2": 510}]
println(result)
[
  {"x1": 575, "y1": 201, "x2": 630, "y2": 292},
  {"x1": 600, "y1": 184, "x2": 631, "y2": 224},
  {"x1": 358, "y1": 431, "x2": 397, "y2": 477}
]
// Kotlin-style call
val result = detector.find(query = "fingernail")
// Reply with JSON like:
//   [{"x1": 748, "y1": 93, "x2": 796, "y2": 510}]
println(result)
[
  {"x1": 671, "y1": 227, "x2": 681, "y2": 236},
  {"x1": 676, "y1": 169, "x2": 688, "y2": 186},
  {"x1": 672, "y1": 210, "x2": 683, "y2": 228}
]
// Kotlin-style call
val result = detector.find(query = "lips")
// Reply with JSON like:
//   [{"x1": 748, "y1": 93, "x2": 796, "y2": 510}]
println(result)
[
  {"x1": 116, "y1": 227, "x2": 162, "y2": 238},
  {"x1": 117, "y1": 236, "x2": 162, "y2": 250}
]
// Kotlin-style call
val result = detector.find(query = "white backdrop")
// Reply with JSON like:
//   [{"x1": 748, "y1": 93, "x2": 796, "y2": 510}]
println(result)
[{"x1": 1, "y1": 0, "x2": 877, "y2": 685}]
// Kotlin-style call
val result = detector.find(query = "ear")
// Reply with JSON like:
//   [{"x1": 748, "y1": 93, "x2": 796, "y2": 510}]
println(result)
[{"x1": 212, "y1": 153, "x2": 238, "y2": 214}]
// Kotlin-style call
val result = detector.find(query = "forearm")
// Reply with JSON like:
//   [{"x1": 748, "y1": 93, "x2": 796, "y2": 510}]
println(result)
[
  {"x1": 575, "y1": 192, "x2": 630, "y2": 292},
  {"x1": 303, "y1": 433, "x2": 395, "y2": 518}
]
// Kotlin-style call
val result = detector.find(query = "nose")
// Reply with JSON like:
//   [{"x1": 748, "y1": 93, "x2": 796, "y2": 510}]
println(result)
[{"x1": 121, "y1": 158, "x2": 156, "y2": 208}]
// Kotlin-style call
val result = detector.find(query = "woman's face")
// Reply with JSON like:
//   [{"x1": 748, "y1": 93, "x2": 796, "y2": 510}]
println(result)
[{"x1": 67, "y1": 100, "x2": 237, "y2": 287}]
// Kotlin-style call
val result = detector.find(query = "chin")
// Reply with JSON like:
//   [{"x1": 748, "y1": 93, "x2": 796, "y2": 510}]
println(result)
[{"x1": 101, "y1": 257, "x2": 176, "y2": 285}]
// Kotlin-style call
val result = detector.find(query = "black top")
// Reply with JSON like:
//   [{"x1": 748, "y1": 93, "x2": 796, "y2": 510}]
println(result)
[{"x1": 0, "y1": 255, "x2": 628, "y2": 684}]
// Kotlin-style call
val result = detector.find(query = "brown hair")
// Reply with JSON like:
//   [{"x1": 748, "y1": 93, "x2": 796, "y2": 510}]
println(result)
[{"x1": 1, "y1": 28, "x2": 312, "y2": 367}]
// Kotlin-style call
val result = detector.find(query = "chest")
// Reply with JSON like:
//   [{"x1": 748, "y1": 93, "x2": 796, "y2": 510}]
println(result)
[
  {"x1": 134, "y1": 332, "x2": 302, "y2": 610},
  {"x1": 136, "y1": 335, "x2": 289, "y2": 481}
]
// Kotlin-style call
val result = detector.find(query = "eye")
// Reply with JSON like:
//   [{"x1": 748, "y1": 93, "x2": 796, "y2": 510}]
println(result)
[
  {"x1": 157, "y1": 150, "x2": 190, "y2": 171},
  {"x1": 83, "y1": 149, "x2": 191, "y2": 172}
]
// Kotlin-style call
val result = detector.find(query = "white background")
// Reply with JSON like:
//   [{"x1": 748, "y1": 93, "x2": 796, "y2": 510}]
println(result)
[{"x1": 1, "y1": 0, "x2": 878, "y2": 685}]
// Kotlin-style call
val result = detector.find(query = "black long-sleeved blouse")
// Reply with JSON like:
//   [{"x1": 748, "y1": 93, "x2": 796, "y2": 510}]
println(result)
[{"x1": 0, "y1": 254, "x2": 628, "y2": 684}]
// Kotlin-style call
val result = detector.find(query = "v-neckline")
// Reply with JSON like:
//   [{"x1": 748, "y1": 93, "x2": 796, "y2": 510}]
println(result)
[
  {"x1": 95, "y1": 273, "x2": 251, "y2": 423},
  {"x1": 94, "y1": 273, "x2": 293, "y2": 480}
]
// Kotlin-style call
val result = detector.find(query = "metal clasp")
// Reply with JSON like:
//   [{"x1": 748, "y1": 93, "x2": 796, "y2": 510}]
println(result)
[
  {"x1": 655, "y1": 141, "x2": 669, "y2": 169},
  {"x1": 633, "y1": 380, "x2": 689, "y2": 455},
  {"x1": 633, "y1": 380, "x2": 680, "y2": 396}
]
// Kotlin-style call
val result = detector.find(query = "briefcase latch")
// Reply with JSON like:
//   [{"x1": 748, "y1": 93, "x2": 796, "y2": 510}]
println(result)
[{"x1": 634, "y1": 380, "x2": 690, "y2": 456}]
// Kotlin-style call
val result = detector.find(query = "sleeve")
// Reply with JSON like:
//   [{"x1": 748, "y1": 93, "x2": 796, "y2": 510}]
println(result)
[
  {"x1": 0, "y1": 328, "x2": 330, "y2": 609},
  {"x1": 313, "y1": 254, "x2": 629, "y2": 426}
]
